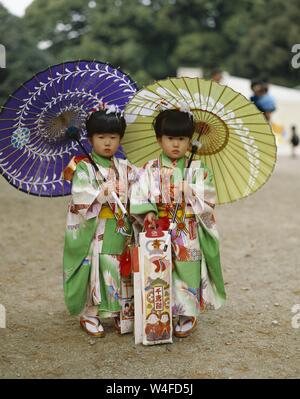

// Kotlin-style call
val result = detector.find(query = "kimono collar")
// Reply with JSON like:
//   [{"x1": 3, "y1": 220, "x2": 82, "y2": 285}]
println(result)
[
  {"x1": 160, "y1": 151, "x2": 186, "y2": 172},
  {"x1": 91, "y1": 150, "x2": 113, "y2": 168}
]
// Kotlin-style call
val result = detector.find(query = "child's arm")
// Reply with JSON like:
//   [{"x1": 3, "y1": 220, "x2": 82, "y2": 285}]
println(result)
[
  {"x1": 183, "y1": 160, "x2": 216, "y2": 217},
  {"x1": 182, "y1": 161, "x2": 220, "y2": 241},
  {"x1": 130, "y1": 162, "x2": 158, "y2": 225},
  {"x1": 126, "y1": 161, "x2": 140, "y2": 199},
  {"x1": 71, "y1": 161, "x2": 108, "y2": 219}
]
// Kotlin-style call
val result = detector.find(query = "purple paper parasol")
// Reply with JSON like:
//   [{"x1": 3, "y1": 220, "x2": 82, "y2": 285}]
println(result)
[{"x1": 0, "y1": 60, "x2": 137, "y2": 197}]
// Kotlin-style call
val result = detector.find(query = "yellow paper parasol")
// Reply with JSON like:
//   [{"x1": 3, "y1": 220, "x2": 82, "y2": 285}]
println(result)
[{"x1": 123, "y1": 77, "x2": 277, "y2": 205}]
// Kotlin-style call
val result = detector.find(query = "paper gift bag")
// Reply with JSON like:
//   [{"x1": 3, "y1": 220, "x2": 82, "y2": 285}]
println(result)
[{"x1": 137, "y1": 220, "x2": 173, "y2": 345}]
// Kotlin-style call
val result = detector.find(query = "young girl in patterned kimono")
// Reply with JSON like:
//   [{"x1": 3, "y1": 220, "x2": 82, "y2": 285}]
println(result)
[
  {"x1": 130, "y1": 109, "x2": 226, "y2": 338},
  {"x1": 63, "y1": 108, "x2": 137, "y2": 337}
]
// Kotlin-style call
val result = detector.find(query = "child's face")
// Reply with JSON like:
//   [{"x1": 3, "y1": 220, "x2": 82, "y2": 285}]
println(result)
[
  {"x1": 89, "y1": 132, "x2": 121, "y2": 158},
  {"x1": 157, "y1": 135, "x2": 190, "y2": 160}
]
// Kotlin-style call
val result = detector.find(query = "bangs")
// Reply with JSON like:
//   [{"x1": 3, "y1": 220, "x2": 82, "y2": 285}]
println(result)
[
  {"x1": 153, "y1": 109, "x2": 194, "y2": 138},
  {"x1": 86, "y1": 110, "x2": 126, "y2": 137}
]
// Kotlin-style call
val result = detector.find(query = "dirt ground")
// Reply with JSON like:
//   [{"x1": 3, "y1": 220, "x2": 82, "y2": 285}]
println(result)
[{"x1": 0, "y1": 155, "x2": 300, "y2": 379}]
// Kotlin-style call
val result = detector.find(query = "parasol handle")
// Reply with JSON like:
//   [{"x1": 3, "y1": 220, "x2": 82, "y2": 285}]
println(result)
[
  {"x1": 163, "y1": 139, "x2": 201, "y2": 252},
  {"x1": 111, "y1": 191, "x2": 127, "y2": 215}
]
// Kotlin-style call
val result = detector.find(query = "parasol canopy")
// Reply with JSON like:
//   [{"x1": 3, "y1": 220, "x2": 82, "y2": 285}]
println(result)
[
  {"x1": 0, "y1": 60, "x2": 137, "y2": 197},
  {"x1": 123, "y1": 77, "x2": 277, "y2": 205}
]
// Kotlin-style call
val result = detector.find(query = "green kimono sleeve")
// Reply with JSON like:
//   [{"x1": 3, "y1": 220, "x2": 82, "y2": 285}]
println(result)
[
  {"x1": 63, "y1": 218, "x2": 98, "y2": 315},
  {"x1": 197, "y1": 163, "x2": 226, "y2": 303},
  {"x1": 130, "y1": 165, "x2": 158, "y2": 216},
  {"x1": 198, "y1": 222, "x2": 226, "y2": 302},
  {"x1": 63, "y1": 161, "x2": 100, "y2": 315}
]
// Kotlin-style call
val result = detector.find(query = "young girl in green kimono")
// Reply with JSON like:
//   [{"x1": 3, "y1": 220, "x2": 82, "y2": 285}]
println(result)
[
  {"x1": 130, "y1": 109, "x2": 226, "y2": 338},
  {"x1": 63, "y1": 108, "x2": 137, "y2": 337}
]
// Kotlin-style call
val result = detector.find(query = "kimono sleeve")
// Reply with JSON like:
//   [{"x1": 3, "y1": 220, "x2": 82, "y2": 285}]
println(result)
[
  {"x1": 196, "y1": 165, "x2": 225, "y2": 302},
  {"x1": 184, "y1": 160, "x2": 206, "y2": 215},
  {"x1": 71, "y1": 161, "x2": 105, "y2": 219},
  {"x1": 202, "y1": 163, "x2": 217, "y2": 216},
  {"x1": 197, "y1": 163, "x2": 219, "y2": 237},
  {"x1": 119, "y1": 160, "x2": 140, "y2": 200},
  {"x1": 127, "y1": 161, "x2": 139, "y2": 197},
  {"x1": 185, "y1": 161, "x2": 218, "y2": 228},
  {"x1": 130, "y1": 163, "x2": 158, "y2": 217}
]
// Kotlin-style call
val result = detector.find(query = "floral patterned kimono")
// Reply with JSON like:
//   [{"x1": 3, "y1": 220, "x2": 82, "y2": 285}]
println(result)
[
  {"x1": 130, "y1": 151, "x2": 226, "y2": 318},
  {"x1": 63, "y1": 151, "x2": 137, "y2": 318}
]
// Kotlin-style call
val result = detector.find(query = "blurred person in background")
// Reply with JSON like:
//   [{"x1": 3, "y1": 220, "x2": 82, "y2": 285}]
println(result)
[
  {"x1": 290, "y1": 125, "x2": 299, "y2": 158},
  {"x1": 250, "y1": 79, "x2": 276, "y2": 123},
  {"x1": 210, "y1": 69, "x2": 223, "y2": 84}
]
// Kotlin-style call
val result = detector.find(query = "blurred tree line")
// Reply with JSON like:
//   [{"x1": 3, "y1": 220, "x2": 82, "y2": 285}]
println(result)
[{"x1": 0, "y1": 0, "x2": 299, "y2": 105}]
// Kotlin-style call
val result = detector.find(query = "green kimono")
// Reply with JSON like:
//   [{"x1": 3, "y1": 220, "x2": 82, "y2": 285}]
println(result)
[
  {"x1": 130, "y1": 152, "x2": 226, "y2": 317},
  {"x1": 63, "y1": 151, "x2": 136, "y2": 317}
]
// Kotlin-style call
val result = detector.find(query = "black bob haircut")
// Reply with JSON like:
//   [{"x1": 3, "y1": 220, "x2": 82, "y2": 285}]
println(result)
[
  {"x1": 153, "y1": 109, "x2": 194, "y2": 138},
  {"x1": 86, "y1": 110, "x2": 126, "y2": 138}
]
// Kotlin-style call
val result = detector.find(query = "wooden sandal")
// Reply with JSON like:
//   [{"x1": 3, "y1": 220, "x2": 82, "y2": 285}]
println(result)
[
  {"x1": 80, "y1": 316, "x2": 105, "y2": 338},
  {"x1": 173, "y1": 316, "x2": 197, "y2": 338}
]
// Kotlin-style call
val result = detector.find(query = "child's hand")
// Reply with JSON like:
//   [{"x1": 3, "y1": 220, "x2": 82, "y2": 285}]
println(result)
[
  {"x1": 97, "y1": 181, "x2": 115, "y2": 204},
  {"x1": 102, "y1": 180, "x2": 115, "y2": 196},
  {"x1": 144, "y1": 212, "x2": 157, "y2": 227}
]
